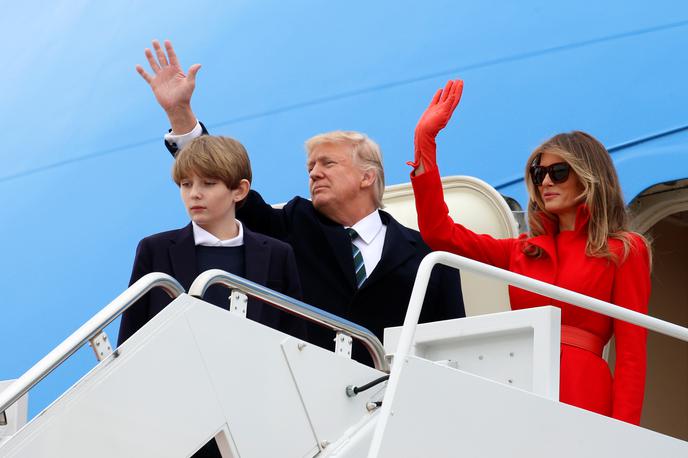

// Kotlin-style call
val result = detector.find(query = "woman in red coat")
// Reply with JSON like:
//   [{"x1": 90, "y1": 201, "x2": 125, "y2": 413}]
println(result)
[{"x1": 409, "y1": 80, "x2": 651, "y2": 425}]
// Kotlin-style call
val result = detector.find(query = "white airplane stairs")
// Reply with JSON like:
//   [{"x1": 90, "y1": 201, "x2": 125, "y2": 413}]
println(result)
[
  {"x1": 1, "y1": 253, "x2": 687, "y2": 457},
  {"x1": 1, "y1": 177, "x2": 686, "y2": 457}
]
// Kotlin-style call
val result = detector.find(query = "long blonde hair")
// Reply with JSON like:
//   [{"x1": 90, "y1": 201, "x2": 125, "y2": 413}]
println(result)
[{"x1": 523, "y1": 131, "x2": 648, "y2": 263}]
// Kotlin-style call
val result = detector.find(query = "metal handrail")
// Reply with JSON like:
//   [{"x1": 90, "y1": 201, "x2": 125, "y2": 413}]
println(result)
[
  {"x1": 0, "y1": 273, "x2": 185, "y2": 416},
  {"x1": 368, "y1": 251, "x2": 688, "y2": 457},
  {"x1": 189, "y1": 269, "x2": 390, "y2": 372}
]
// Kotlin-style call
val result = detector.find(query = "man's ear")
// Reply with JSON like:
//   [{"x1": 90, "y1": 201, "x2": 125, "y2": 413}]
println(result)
[
  {"x1": 360, "y1": 169, "x2": 376, "y2": 190},
  {"x1": 233, "y1": 179, "x2": 251, "y2": 202}
]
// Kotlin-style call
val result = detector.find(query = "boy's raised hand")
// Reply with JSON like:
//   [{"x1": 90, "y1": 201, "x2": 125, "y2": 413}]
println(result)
[{"x1": 136, "y1": 40, "x2": 201, "y2": 133}]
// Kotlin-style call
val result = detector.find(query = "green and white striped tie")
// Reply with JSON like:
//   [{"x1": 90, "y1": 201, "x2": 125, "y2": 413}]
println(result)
[{"x1": 347, "y1": 228, "x2": 367, "y2": 288}]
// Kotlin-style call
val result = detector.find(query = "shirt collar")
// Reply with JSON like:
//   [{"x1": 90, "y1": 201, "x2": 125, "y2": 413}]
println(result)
[
  {"x1": 348, "y1": 210, "x2": 384, "y2": 245},
  {"x1": 192, "y1": 220, "x2": 244, "y2": 247}
]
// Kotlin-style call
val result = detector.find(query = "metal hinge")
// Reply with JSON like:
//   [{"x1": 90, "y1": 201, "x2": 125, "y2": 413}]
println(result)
[
  {"x1": 229, "y1": 290, "x2": 248, "y2": 318},
  {"x1": 334, "y1": 332, "x2": 353, "y2": 359},
  {"x1": 88, "y1": 332, "x2": 113, "y2": 362}
]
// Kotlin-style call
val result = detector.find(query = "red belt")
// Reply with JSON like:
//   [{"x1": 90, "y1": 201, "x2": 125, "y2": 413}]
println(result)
[{"x1": 561, "y1": 325, "x2": 605, "y2": 357}]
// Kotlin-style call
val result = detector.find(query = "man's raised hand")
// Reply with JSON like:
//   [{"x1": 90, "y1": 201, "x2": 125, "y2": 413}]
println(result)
[{"x1": 136, "y1": 39, "x2": 201, "y2": 134}]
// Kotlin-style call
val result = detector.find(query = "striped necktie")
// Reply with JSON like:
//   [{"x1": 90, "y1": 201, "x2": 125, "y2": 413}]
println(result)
[{"x1": 347, "y1": 228, "x2": 367, "y2": 288}]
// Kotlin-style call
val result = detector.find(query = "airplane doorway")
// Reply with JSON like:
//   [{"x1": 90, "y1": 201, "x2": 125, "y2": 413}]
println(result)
[
  {"x1": 641, "y1": 210, "x2": 688, "y2": 439},
  {"x1": 626, "y1": 181, "x2": 688, "y2": 439}
]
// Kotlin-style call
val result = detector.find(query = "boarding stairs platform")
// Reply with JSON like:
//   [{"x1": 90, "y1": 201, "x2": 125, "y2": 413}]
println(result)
[
  {"x1": 1, "y1": 251, "x2": 687, "y2": 457},
  {"x1": 2, "y1": 177, "x2": 687, "y2": 457}
]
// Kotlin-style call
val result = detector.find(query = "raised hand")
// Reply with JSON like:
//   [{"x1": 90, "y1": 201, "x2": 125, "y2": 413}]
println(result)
[
  {"x1": 136, "y1": 39, "x2": 201, "y2": 134},
  {"x1": 415, "y1": 79, "x2": 463, "y2": 139},
  {"x1": 409, "y1": 79, "x2": 463, "y2": 174}
]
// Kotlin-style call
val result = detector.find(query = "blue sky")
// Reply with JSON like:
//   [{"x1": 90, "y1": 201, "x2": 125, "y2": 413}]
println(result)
[{"x1": 1, "y1": 1, "x2": 687, "y2": 417}]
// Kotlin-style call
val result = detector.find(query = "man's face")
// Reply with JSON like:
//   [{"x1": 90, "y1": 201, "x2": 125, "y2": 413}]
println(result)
[{"x1": 307, "y1": 142, "x2": 366, "y2": 217}]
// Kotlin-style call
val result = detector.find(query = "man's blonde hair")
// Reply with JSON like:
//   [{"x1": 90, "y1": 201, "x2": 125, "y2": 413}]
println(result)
[{"x1": 305, "y1": 131, "x2": 385, "y2": 208}]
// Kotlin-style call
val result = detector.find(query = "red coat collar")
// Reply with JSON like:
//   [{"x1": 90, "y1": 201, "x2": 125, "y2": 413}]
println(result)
[
  {"x1": 525, "y1": 205, "x2": 590, "y2": 259},
  {"x1": 536, "y1": 204, "x2": 590, "y2": 236}
]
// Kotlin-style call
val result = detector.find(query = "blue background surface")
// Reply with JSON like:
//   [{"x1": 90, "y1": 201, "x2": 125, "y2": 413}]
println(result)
[{"x1": 1, "y1": 1, "x2": 687, "y2": 417}]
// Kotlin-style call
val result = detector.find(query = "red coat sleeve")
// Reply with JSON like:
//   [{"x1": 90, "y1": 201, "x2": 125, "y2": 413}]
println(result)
[
  {"x1": 610, "y1": 234, "x2": 651, "y2": 425},
  {"x1": 411, "y1": 166, "x2": 516, "y2": 269}
]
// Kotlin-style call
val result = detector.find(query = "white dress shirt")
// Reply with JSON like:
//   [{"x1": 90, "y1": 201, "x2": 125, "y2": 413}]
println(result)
[
  {"x1": 192, "y1": 220, "x2": 244, "y2": 247},
  {"x1": 347, "y1": 210, "x2": 387, "y2": 277},
  {"x1": 164, "y1": 121, "x2": 203, "y2": 152}
]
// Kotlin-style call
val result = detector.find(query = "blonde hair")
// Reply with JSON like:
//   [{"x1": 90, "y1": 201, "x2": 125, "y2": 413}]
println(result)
[
  {"x1": 305, "y1": 131, "x2": 385, "y2": 208},
  {"x1": 172, "y1": 135, "x2": 252, "y2": 207},
  {"x1": 173, "y1": 135, "x2": 252, "y2": 188},
  {"x1": 523, "y1": 131, "x2": 649, "y2": 263}
]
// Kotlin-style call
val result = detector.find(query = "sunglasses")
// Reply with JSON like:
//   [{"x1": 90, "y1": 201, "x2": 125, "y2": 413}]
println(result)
[{"x1": 530, "y1": 162, "x2": 571, "y2": 186}]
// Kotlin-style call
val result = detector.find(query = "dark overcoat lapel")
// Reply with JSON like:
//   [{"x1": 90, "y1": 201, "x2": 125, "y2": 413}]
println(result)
[
  {"x1": 361, "y1": 211, "x2": 417, "y2": 289},
  {"x1": 317, "y1": 213, "x2": 357, "y2": 290},
  {"x1": 310, "y1": 210, "x2": 419, "y2": 292},
  {"x1": 168, "y1": 223, "x2": 197, "y2": 290},
  {"x1": 242, "y1": 227, "x2": 275, "y2": 321},
  {"x1": 242, "y1": 228, "x2": 271, "y2": 286}
]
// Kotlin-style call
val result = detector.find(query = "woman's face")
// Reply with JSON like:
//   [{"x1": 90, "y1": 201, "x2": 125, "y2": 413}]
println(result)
[{"x1": 535, "y1": 152, "x2": 584, "y2": 218}]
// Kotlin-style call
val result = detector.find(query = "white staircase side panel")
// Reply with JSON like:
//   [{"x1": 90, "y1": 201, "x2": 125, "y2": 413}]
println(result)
[
  {"x1": 178, "y1": 297, "x2": 318, "y2": 457},
  {"x1": 384, "y1": 306, "x2": 561, "y2": 400},
  {"x1": 374, "y1": 355, "x2": 688, "y2": 457},
  {"x1": 1, "y1": 295, "x2": 380, "y2": 458},
  {"x1": 282, "y1": 339, "x2": 384, "y2": 449},
  {"x1": 1, "y1": 297, "x2": 237, "y2": 457},
  {"x1": 0, "y1": 381, "x2": 28, "y2": 447}
]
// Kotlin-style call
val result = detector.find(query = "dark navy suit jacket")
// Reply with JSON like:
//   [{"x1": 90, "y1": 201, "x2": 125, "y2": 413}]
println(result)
[
  {"x1": 237, "y1": 192, "x2": 465, "y2": 365},
  {"x1": 117, "y1": 223, "x2": 305, "y2": 346}
]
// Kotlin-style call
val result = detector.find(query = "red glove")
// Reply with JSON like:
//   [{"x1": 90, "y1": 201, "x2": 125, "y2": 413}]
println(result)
[{"x1": 408, "y1": 79, "x2": 463, "y2": 174}]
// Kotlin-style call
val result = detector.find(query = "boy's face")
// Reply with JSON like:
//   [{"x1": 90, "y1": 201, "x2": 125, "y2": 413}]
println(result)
[{"x1": 179, "y1": 173, "x2": 244, "y2": 232}]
